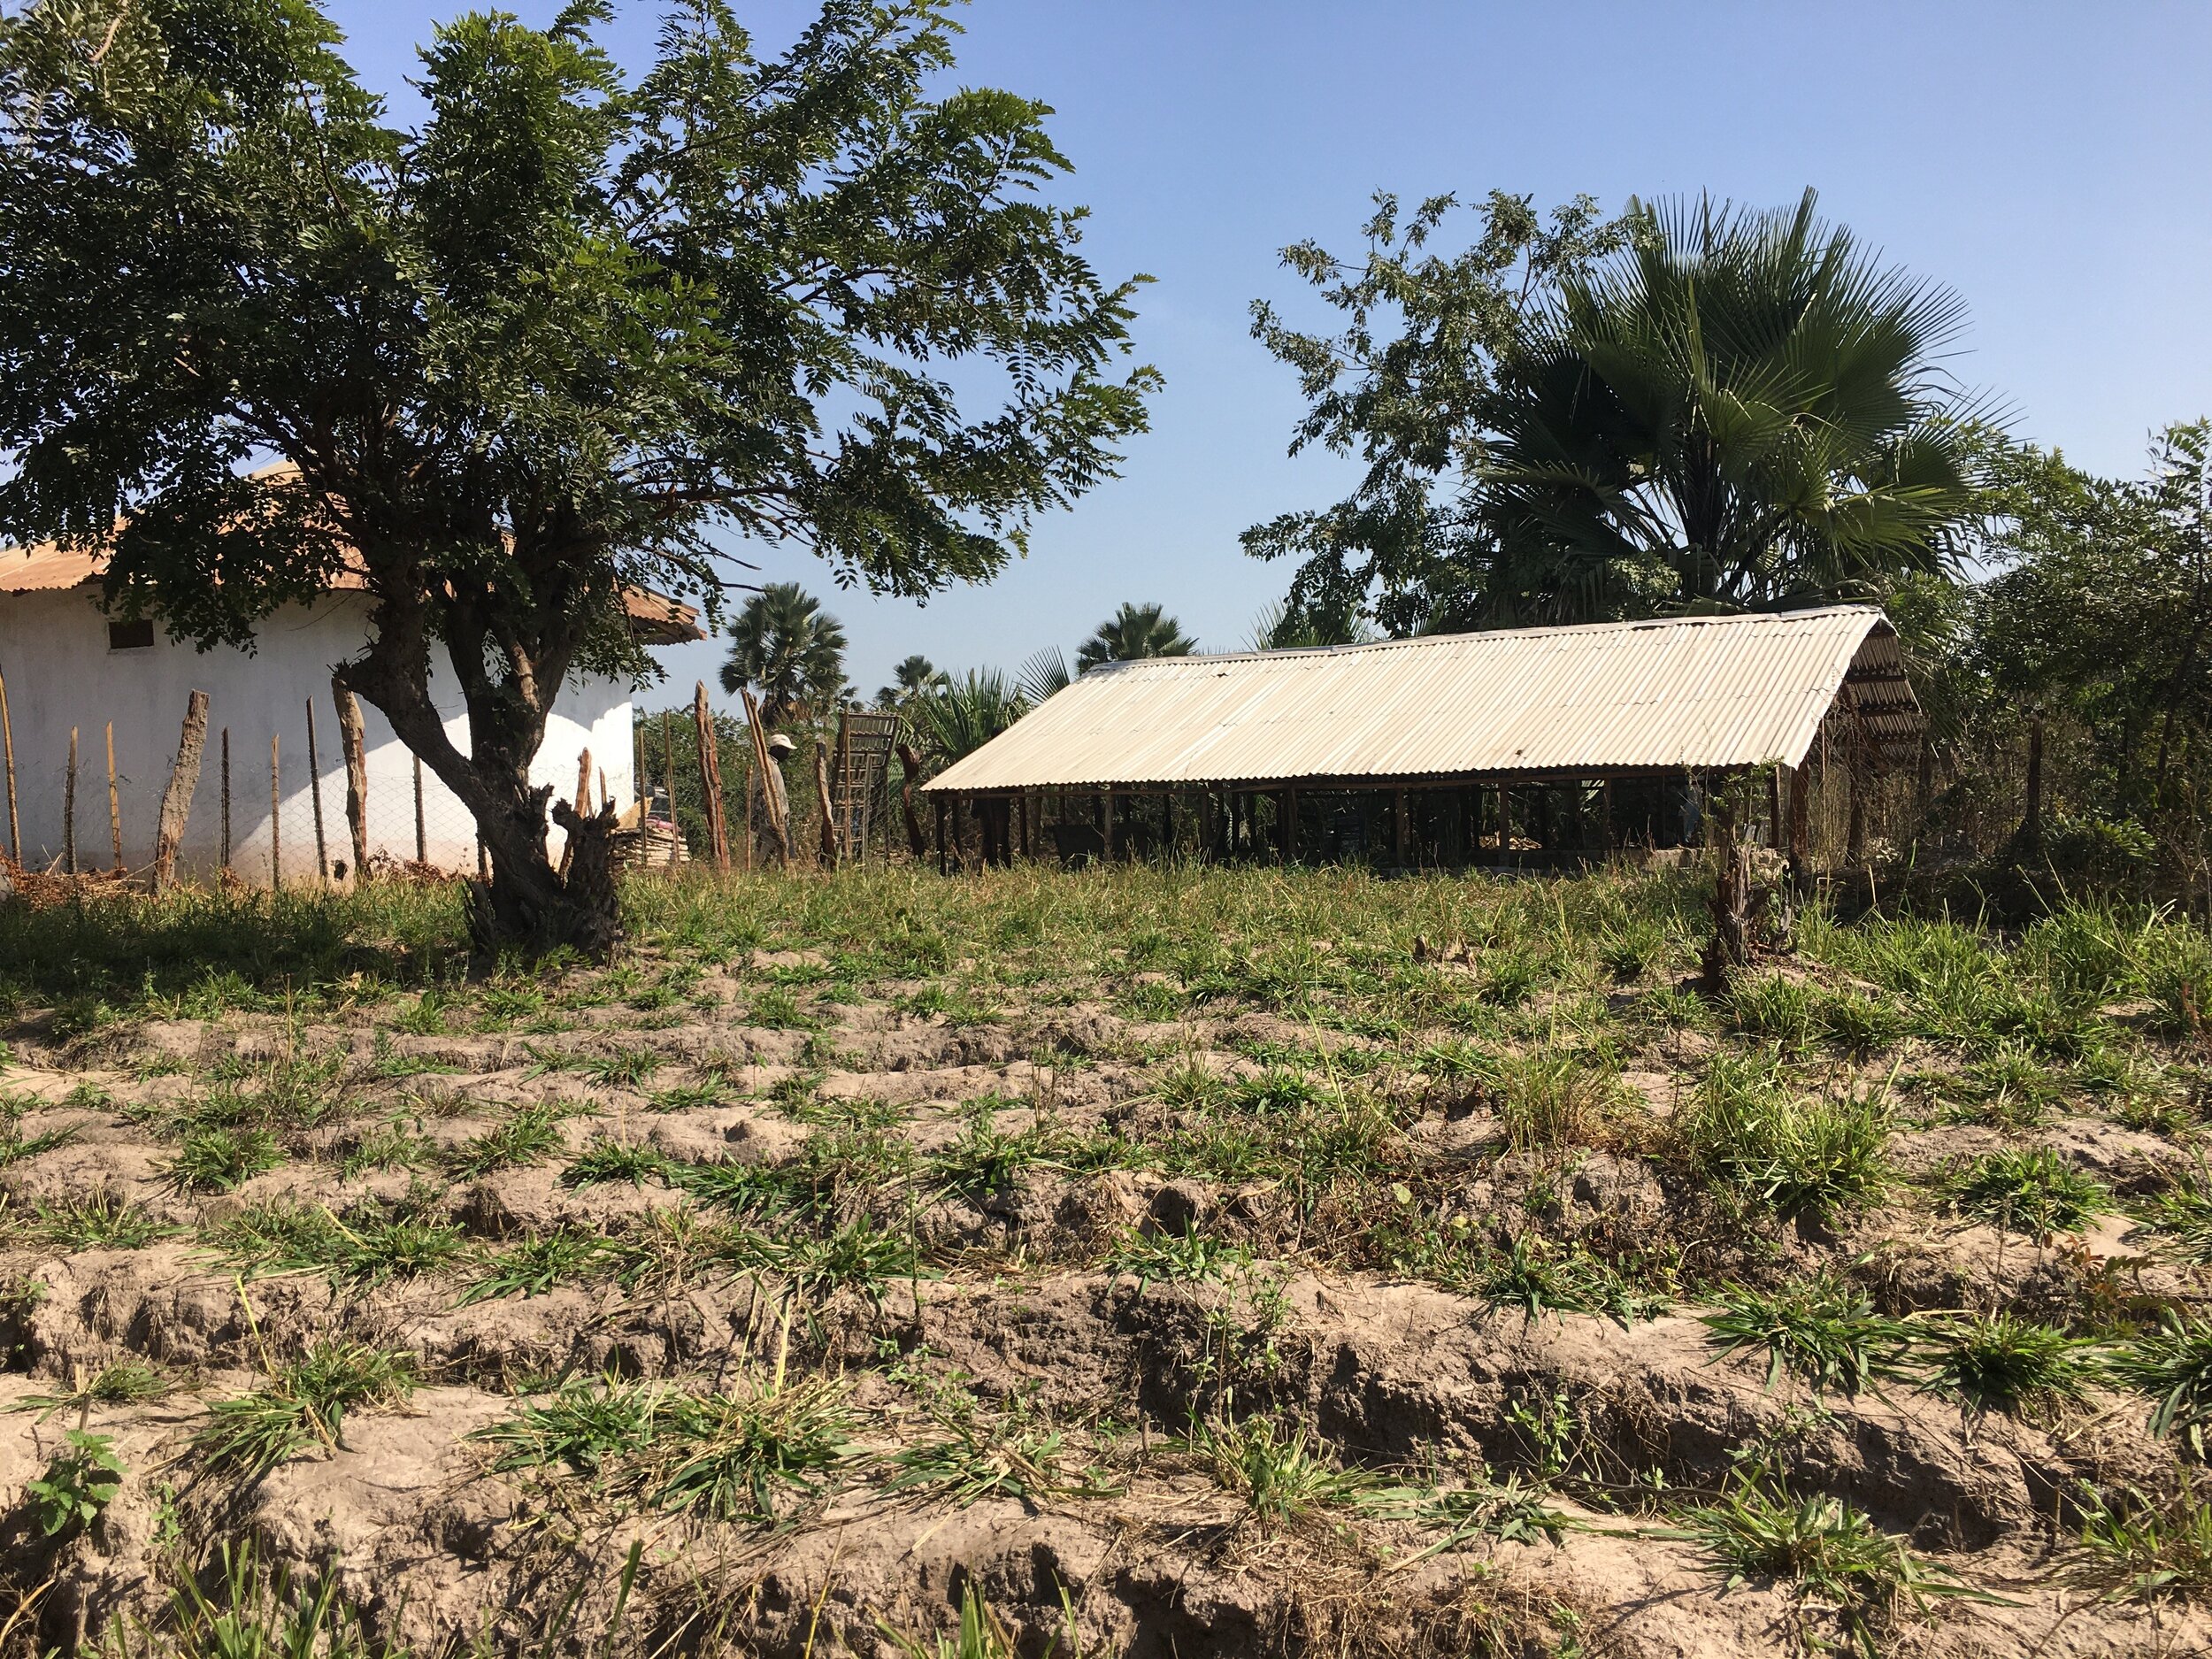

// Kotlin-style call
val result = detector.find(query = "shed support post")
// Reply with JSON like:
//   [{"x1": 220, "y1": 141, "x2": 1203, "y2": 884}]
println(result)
[
  {"x1": 1394, "y1": 787, "x2": 1408, "y2": 868},
  {"x1": 1787, "y1": 763, "x2": 1810, "y2": 889},
  {"x1": 1282, "y1": 787, "x2": 1298, "y2": 863}
]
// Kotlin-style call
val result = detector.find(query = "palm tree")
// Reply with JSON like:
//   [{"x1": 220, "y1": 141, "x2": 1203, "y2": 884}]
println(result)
[
  {"x1": 875, "y1": 654, "x2": 946, "y2": 710},
  {"x1": 1248, "y1": 597, "x2": 1377, "y2": 650},
  {"x1": 908, "y1": 669, "x2": 1027, "y2": 765},
  {"x1": 1076, "y1": 602, "x2": 1196, "y2": 671},
  {"x1": 719, "y1": 583, "x2": 849, "y2": 729},
  {"x1": 1016, "y1": 646, "x2": 1073, "y2": 704},
  {"x1": 1474, "y1": 188, "x2": 1980, "y2": 623}
]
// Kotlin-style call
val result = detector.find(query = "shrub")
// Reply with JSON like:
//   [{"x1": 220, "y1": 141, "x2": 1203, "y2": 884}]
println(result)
[
  {"x1": 1941, "y1": 1148, "x2": 2110, "y2": 1239},
  {"x1": 1671, "y1": 1056, "x2": 1888, "y2": 1221},
  {"x1": 1920, "y1": 1314, "x2": 2101, "y2": 1419},
  {"x1": 1702, "y1": 1277, "x2": 1914, "y2": 1396}
]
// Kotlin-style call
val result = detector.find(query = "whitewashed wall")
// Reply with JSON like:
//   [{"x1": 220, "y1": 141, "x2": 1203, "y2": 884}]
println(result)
[{"x1": 0, "y1": 588, "x2": 635, "y2": 881}]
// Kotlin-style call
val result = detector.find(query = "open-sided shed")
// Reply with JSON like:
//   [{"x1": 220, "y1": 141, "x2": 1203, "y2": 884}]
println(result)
[{"x1": 922, "y1": 605, "x2": 1922, "y2": 868}]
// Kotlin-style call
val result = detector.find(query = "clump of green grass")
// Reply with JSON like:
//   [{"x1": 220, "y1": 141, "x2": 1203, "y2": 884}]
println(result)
[
  {"x1": 200, "y1": 1200, "x2": 466, "y2": 1286},
  {"x1": 1941, "y1": 1148, "x2": 2110, "y2": 1239},
  {"x1": 446, "y1": 1102, "x2": 575, "y2": 1179},
  {"x1": 1816, "y1": 989, "x2": 1905, "y2": 1057},
  {"x1": 1194, "y1": 1415, "x2": 1369, "y2": 1531},
  {"x1": 2070, "y1": 1484, "x2": 2212, "y2": 1604},
  {"x1": 1723, "y1": 972, "x2": 1819, "y2": 1056},
  {"x1": 1920, "y1": 1313, "x2": 2102, "y2": 1419},
  {"x1": 15, "y1": 1359, "x2": 170, "y2": 1420},
  {"x1": 1702, "y1": 1276, "x2": 1914, "y2": 1396},
  {"x1": 25, "y1": 1189, "x2": 182, "y2": 1250},
  {"x1": 480, "y1": 1371, "x2": 853, "y2": 1526},
  {"x1": 1686, "y1": 1475, "x2": 1984, "y2": 1657},
  {"x1": 196, "y1": 1343, "x2": 418, "y2": 1478},
  {"x1": 336, "y1": 1119, "x2": 434, "y2": 1180},
  {"x1": 461, "y1": 1229, "x2": 621, "y2": 1303},
  {"x1": 163, "y1": 1125, "x2": 281, "y2": 1192},
  {"x1": 563, "y1": 1138, "x2": 672, "y2": 1188},
  {"x1": 928, "y1": 1112, "x2": 1048, "y2": 1201},
  {"x1": 887, "y1": 1395, "x2": 1109, "y2": 1509},
  {"x1": 1671, "y1": 1055, "x2": 1888, "y2": 1221},
  {"x1": 2111, "y1": 1310, "x2": 2212, "y2": 1457},
  {"x1": 1104, "y1": 1222, "x2": 1246, "y2": 1292},
  {"x1": 779, "y1": 1219, "x2": 921, "y2": 1302},
  {"x1": 1497, "y1": 1053, "x2": 1620, "y2": 1153},
  {"x1": 2139, "y1": 1176, "x2": 2212, "y2": 1264},
  {"x1": 1473, "y1": 1233, "x2": 1669, "y2": 1325}
]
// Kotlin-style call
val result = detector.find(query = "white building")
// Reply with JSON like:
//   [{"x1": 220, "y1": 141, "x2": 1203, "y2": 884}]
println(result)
[{"x1": 0, "y1": 539, "x2": 700, "y2": 883}]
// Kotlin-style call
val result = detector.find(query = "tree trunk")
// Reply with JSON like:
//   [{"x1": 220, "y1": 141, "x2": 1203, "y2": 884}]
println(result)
[
  {"x1": 151, "y1": 689, "x2": 210, "y2": 893},
  {"x1": 1701, "y1": 795, "x2": 1755, "y2": 993},
  {"x1": 333, "y1": 680, "x2": 372, "y2": 881},
  {"x1": 895, "y1": 742, "x2": 928, "y2": 861}
]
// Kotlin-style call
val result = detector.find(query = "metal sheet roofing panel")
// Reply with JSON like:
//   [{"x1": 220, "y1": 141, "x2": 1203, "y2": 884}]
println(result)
[{"x1": 924, "y1": 606, "x2": 1916, "y2": 792}]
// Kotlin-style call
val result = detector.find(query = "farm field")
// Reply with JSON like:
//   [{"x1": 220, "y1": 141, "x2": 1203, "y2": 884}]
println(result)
[{"x1": 0, "y1": 864, "x2": 2208, "y2": 1658}]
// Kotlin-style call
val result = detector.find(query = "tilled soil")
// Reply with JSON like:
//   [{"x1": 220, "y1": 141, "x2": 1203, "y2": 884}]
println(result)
[{"x1": 0, "y1": 871, "x2": 2207, "y2": 1657}]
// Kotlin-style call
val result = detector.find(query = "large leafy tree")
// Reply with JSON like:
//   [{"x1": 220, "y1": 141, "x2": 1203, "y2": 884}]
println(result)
[
  {"x1": 1479, "y1": 190, "x2": 1981, "y2": 622},
  {"x1": 0, "y1": 0, "x2": 1155, "y2": 950},
  {"x1": 1970, "y1": 424, "x2": 2212, "y2": 813},
  {"x1": 1244, "y1": 190, "x2": 1638, "y2": 635},
  {"x1": 1248, "y1": 188, "x2": 1981, "y2": 632},
  {"x1": 1075, "y1": 601, "x2": 1194, "y2": 670},
  {"x1": 720, "y1": 583, "x2": 848, "y2": 731}
]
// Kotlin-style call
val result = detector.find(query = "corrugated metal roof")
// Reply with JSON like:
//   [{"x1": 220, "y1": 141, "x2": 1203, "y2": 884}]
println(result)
[{"x1": 924, "y1": 605, "x2": 1920, "y2": 793}]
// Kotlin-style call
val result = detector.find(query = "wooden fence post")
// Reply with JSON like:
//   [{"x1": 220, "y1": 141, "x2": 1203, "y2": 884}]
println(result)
[
  {"x1": 304, "y1": 698, "x2": 329, "y2": 886},
  {"x1": 813, "y1": 738, "x2": 837, "y2": 869},
  {"x1": 660, "y1": 710, "x2": 679, "y2": 867},
  {"x1": 895, "y1": 742, "x2": 928, "y2": 863},
  {"x1": 219, "y1": 728, "x2": 231, "y2": 875},
  {"x1": 0, "y1": 664, "x2": 17, "y2": 864},
  {"x1": 65, "y1": 727, "x2": 78, "y2": 875},
  {"x1": 333, "y1": 680, "x2": 371, "y2": 881},
  {"x1": 739, "y1": 688, "x2": 789, "y2": 870},
  {"x1": 558, "y1": 747, "x2": 593, "y2": 878},
  {"x1": 692, "y1": 681, "x2": 728, "y2": 869},
  {"x1": 268, "y1": 732, "x2": 280, "y2": 890},
  {"x1": 151, "y1": 689, "x2": 211, "y2": 893},
  {"x1": 107, "y1": 721, "x2": 123, "y2": 873}
]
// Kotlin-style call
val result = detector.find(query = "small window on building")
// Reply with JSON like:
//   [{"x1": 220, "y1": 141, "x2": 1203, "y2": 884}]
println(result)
[{"x1": 108, "y1": 618, "x2": 154, "y2": 652}]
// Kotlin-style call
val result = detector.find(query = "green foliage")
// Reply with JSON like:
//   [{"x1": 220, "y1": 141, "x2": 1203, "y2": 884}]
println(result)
[
  {"x1": 1686, "y1": 1476, "x2": 1981, "y2": 1658},
  {"x1": 447, "y1": 1102, "x2": 572, "y2": 1179},
  {"x1": 720, "y1": 584, "x2": 849, "y2": 731},
  {"x1": 26, "y1": 1190, "x2": 181, "y2": 1250},
  {"x1": 1104, "y1": 1224, "x2": 1247, "y2": 1292},
  {"x1": 1194, "y1": 1415, "x2": 1368, "y2": 1531},
  {"x1": 1920, "y1": 1314, "x2": 2101, "y2": 1419},
  {"x1": 100, "y1": 1540, "x2": 396, "y2": 1659},
  {"x1": 1671, "y1": 1056, "x2": 1888, "y2": 1221},
  {"x1": 163, "y1": 1126, "x2": 281, "y2": 1193},
  {"x1": 2112, "y1": 1312, "x2": 2212, "y2": 1457},
  {"x1": 1242, "y1": 188, "x2": 1640, "y2": 634},
  {"x1": 1941, "y1": 1148, "x2": 2110, "y2": 1238},
  {"x1": 1497, "y1": 1053, "x2": 1617, "y2": 1152},
  {"x1": 1702, "y1": 1277, "x2": 1913, "y2": 1396},
  {"x1": 196, "y1": 1344, "x2": 418, "y2": 1478},
  {"x1": 481, "y1": 1372, "x2": 852, "y2": 1526},
  {"x1": 24, "y1": 1429, "x2": 124, "y2": 1537},
  {"x1": 461, "y1": 1230, "x2": 619, "y2": 1304},
  {"x1": 1075, "y1": 602, "x2": 1196, "y2": 670},
  {"x1": 0, "y1": 0, "x2": 1152, "y2": 947},
  {"x1": 2070, "y1": 1485, "x2": 2212, "y2": 1604}
]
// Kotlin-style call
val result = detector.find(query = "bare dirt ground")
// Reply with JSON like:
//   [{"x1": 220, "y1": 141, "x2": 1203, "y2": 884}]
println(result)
[{"x1": 0, "y1": 864, "x2": 2207, "y2": 1657}]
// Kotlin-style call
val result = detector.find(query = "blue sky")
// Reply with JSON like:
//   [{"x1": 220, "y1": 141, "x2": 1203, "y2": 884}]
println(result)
[{"x1": 326, "y1": 0, "x2": 2212, "y2": 706}]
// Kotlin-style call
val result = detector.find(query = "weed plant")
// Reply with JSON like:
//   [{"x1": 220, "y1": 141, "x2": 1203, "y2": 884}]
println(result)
[
  {"x1": 1942, "y1": 1148, "x2": 2110, "y2": 1238},
  {"x1": 1702, "y1": 1277, "x2": 1914, "y2": 1396},
  {"x1": 196, "y1": 1343, "x2": 419, "y2": 1477}
]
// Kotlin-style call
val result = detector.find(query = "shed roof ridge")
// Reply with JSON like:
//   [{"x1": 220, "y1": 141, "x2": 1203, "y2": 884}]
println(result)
[{"x1": 1088, "y1": 603, "x2": 1891, "y2": 674}]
